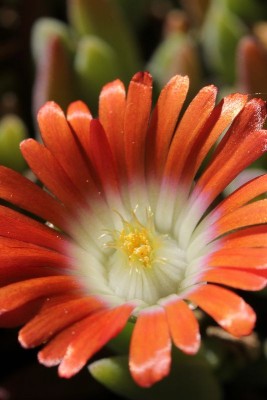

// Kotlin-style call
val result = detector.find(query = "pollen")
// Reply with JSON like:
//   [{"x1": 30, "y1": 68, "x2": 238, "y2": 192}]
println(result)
[{"x1": 118, "y1": 227, "x2": 153, "y2": 267}]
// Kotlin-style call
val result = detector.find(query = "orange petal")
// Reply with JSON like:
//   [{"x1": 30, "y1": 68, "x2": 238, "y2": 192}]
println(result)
[
  {"x1": 0, "y1": 276, "x2": 79, "y2": 314},
  {"x1": 124, "y1": 72, "x2": 152, "y2": 184},
  {"x1": 209, "y1": 247, "x2": 267, "y2": 269},
  {"x1": 182, "y1": 93, "x2": 248, "y2": 185},
  {"x1": 222, "y1": 226, "x2": 267, "y2": 248},
  {"x1": 89, "y1": 120, "x2": 121, "y2": 200},
  {"x1": 66, "y1": 100, "x2": 92, "y2": 151},
  {"x1": 215, "y1": 200, "x2": 267, "y2": 238},
  {"x1": 0, "y1": 205, "x2": 67, "y2": 253},
  {"x1": 0, "y1": 166, "x2": 67, "y2": 231},
  {"x1": 210, "y1": 174, "x2": 267, "y2": 222},
  {"x1": 19, "y1": 296, "x2": 104, "y2": 348},
  {"x1": 192, "y1": 99, "x2": 267, "y2": 208},
  {"x1": 212, "y1": 98, "x2": 266, "y2": 160},
  {"x1": 0, "y1": 237, "x2": 70, "y2": 270},
  {"x1": 99, "y1": 79, "x2": 126, "y2": 179},
  {"x1": 21, "y1": 139, "x2": 88, "y2": 209},
  {"x1": 164, "y1": 299, "x2": 200, "y2": 354},
  {"x1": 0, "y1": 265, "x2": 58, "y2": 288},
  {"x1": 58, "y1": 304, "x2": 134, "y2": 377},
  {"x1": 0, "y1": 299, "x2": 43, "y2": 328},
  {"x1": 146, "y1": 75, "x2": 189, "y2": 180},
  {"x1": 164, "y1": 85, "x2": 217, "y2": 186},
  {"x1": 129, "y1": 307, "x2": 171, "y2": 387},
  {"x1": 38, "y1": 317, "x2": 90, "y2": 367},
  {"x1": 189, "y1": 284, "x2": 256, "y2": 337},
  {"x1": 203, "y1": 268, "x2": 267, "y2": 290},
  {"x1": 38, "y1": 101, "x2": 99, "y2": 197}
]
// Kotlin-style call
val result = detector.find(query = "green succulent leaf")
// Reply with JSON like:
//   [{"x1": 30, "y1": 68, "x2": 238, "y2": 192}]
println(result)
[
  {"x1": 74, "y1": 36, "x2": 122, "y2": 112},
  {"x1": 0, "y1": 115, "x2": 28, "y2": 172},
  {"x1": 89, "y1": 353, "x2": 222, "y2": 400},
  {"x1": 201, "y1": 2, "x2": 247, "y2": 84},
  {"x1": 68, "y1": 0, "x2": 141, "y2": 80}
]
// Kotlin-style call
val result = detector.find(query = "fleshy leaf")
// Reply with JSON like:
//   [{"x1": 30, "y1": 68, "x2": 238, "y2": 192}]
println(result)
[
  {"x1": 74, "y1": 36, "x2": 122, "y2": 111},
  {"x1": 31, "y1": 18, "x2": 74, "y2": 62},
  {"x1": 68, "y1": 0, "x2": 140, "y2": 80},
  {"x1": 147, "y1": 32, "x2": 201, "y2": 96},
  {"x1": 201, "y1": 1, "x2": 247, "y2": 83},
  {"x1": 33, "y1": 35, "x2": 77, "y2": 116},
  {"x1": 0, "y1": 115, "x2": 27, "y2": 172},
  {"x1": 236, "y1": 36, "x2": 267, "y2": 95},
  {"x1": 89, "y1": 354, "x2": 222, "y2": 400}
]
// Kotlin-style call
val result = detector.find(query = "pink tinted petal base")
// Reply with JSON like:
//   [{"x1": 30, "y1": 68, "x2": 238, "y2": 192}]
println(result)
[{"x1": 129, "y1": 307, "x2": 171, "y2": 387}]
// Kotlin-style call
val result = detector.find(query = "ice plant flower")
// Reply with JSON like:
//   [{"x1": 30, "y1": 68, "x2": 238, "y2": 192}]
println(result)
[{"x1": 0, "y1": 72, "x2": 267, "y2": 388}]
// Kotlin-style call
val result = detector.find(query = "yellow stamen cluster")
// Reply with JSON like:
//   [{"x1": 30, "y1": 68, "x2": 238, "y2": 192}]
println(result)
[{"x1": 118, "y1": 227, "x2": 152, "y2": 267}]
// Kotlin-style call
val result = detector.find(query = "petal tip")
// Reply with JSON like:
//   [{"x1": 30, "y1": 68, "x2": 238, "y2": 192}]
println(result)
[{"x1": 131, "y1": 71, "x2": 152, "y2": 87}]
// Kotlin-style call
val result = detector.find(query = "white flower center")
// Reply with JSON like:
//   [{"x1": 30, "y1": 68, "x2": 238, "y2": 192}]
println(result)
[{"x1": 68, "y1": 200, "x2": 208, "y2": 307}]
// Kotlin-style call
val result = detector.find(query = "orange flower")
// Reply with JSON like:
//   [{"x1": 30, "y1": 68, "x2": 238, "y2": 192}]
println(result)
[{"x1": 0, "y1": 72, "x2": 267, "y2": 388}]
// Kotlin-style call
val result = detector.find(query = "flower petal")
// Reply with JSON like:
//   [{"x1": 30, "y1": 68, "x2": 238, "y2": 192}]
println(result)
[
  {"x1": 58, "y1": 304, "x2": 134, "y2": 377},
  {"x1": 192, "y1": 99, "x2": 267, "y2": 209},
  {"x1": 164, "y1": 299, "x2": 200, "y2": 354},
  {"x1": 189, "y1": 284, "x2": 256, "y2": 336},
  {"x1": 163, "y1": 85, "x2": 217, "y2": 186},
  {"x1": 124, "y1": 72, "x2": 152, "y2": 184},
  {"x1": 0, "y1": 237, "x2": 71, "y2": 270},
  {"x1": 209, "y1": 247, "x2": 267, "y2": 269},
  {"x1": 66, "y1": 100, "x2": 92, "y2": 151},
  {"x1": 0, "y1": 166, "x2": 67, "y2": 230},
  {"x1": 99, "y1": 79, "x2": 126, "y2": 178},
  {"x1": 19, "y1": 296, "x2": 104, "y2": 348},
  {"x1": 203, "y1": 268, "x2": 267, "y2": 290},
  {"x1": 209, "y1": 174, "x2": 267, "y2": 222},
  {"x1": 146, "y1": 75, "x2": 189, "y2": 180},
  {"x1": 184, "y1": 93, "x2": 248, "y2": 183},
  {"x1": 129, "y1": 307, "x2": 171, "y2": 387},
  {"x1": 38, "y1": 317, "x2": 89, "y2": 367},
  {"x1": 0, "y1": 300, "x2": 43, "y2": 328},
  {"x1": 38, "y1": 101, "x2": 98, "y2": 197},
  {"x1": 0, "y1": 205, "x2": 67, "y2": 253},
  {"x1": 0, "y1": 265, "x2": 58, "y2": 288},
  {"x1": 222, "y1": 226, "x2": 267, "y2": 248},
  {"x1": 215, "y1": 200, "x2": 267, "y2": 238},
  {"x1": 89, "y1": 120, "x2": 121, "y2": 202},
  {"x1": 21, "y1": 139, "x2": 88, "y2": 209},
  {"x1": 0, "y1": 276, "x2": 79, "y2": 314}
]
